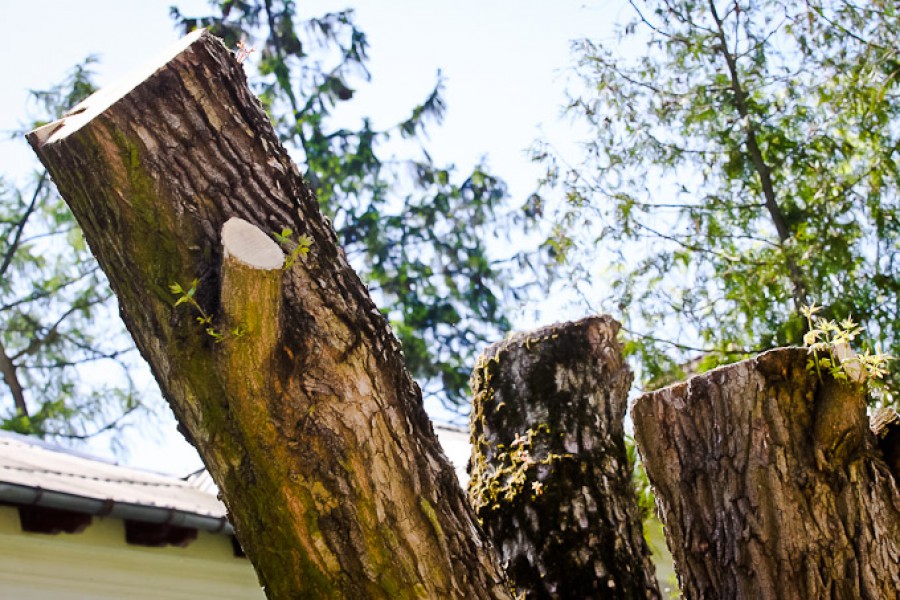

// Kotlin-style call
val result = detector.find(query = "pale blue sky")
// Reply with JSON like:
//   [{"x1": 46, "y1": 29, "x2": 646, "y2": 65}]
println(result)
[
  {"x1": 1, "y1": 0, "x2": 628, "y2": 473},
  {"x1": 3, "y1": 1, "x2": 626, "y2": 195}
]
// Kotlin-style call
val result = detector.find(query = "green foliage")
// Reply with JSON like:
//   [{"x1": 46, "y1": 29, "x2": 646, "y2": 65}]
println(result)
[
  {"x1": 273, "y1": 227, "x2": 312, "y2": 268},
  {"x1": 535, "y1": 1, "x2": 900, "y2": 399},
  {"x1": 625, "y1": 434, "x2": 654, "y2": 522},
  {"x1": 0, "y1": 61, "x2": 142, "y2": 442},
  {"x1": 169, "y1": 280, "x2": 246, "y2": 342},
  {"x1": 171, "y1": 1, "x2": 515, "y2": 409},
  {"x1": 801, "y1": 303, "x2": 893, "y2": 401}
]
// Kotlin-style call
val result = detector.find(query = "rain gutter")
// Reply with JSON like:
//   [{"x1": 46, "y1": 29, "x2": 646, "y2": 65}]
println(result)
[{"x1": 0, "y1": 481, "x2": 233, "y2": 535}]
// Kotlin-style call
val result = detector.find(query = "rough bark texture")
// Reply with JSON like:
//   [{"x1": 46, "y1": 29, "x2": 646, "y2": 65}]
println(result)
[
  {"x1": 633, "y1": 348, "x2": 900, "y2": 599},
  {"x1": 469, "y1": 316, "x2": 660, "y2": 599},
  {"x1": 872, "y1": 407, "x2": 900, "y2": 480},
  {"x1": 27, "y1": 30, "x2": 510, "y2": 599}
]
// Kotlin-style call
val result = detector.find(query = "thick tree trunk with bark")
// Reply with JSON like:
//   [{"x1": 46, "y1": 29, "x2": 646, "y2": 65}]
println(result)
[
  {"x1": 469, "y1": 316, "x2": 660, "y2": 598},
  {"x1": 27, "y1": 30, "x2": 510, "y2": 599},
  {"x1": 633, "y1": 348, "x2": 900, "y2": 599}
]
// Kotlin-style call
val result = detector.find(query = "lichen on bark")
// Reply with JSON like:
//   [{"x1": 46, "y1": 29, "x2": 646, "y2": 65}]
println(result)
[{"x1": 469, "y1": 315, "x2": 660, "y2": 599}]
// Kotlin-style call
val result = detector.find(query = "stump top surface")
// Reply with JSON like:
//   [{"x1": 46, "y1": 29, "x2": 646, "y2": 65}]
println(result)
[
  {"x1": 30, "y1": 29, "x2": 208, "y2": 147},
  {"x1": 222, "y1": 218, "x2": 284, "y2": 270}
]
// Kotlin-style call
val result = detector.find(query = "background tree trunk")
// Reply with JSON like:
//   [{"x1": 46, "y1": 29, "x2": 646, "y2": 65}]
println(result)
[
  {"x1": 469, "y1": 315, "x2": 660, "y2": 598},
  {"x1": 872, "y1": 407, "x2": 900, "y2": 479},
  {"x1": 27, "y1": 30, "x2": 510, "y2": 599},
  {"x1": 633, "y1": 348, "x2": 900, "y2": 599}
]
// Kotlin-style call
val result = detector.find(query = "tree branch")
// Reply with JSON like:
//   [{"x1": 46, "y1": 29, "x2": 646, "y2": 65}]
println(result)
[
  {"x1": 0, "y1": 171, "x2": 47, "y2": 281},
  {"x1": 45, "y1": 404, "x2": 140, "y2": 441},
  {"x1": 707, "y1": 0, "x2": 808, "y2": 311},
  {"x1": 0, "y1": 265, "x2": 100, "y2": 313},
  {"x1": 0, "y1": 338, "x2": 28, "y2": 417},
  {"x1": 10, "y1": 292, "x2": 112, "y2": 362},
  {"x1": 20, "y1": 347, "x2": 131, "y2": 369}
]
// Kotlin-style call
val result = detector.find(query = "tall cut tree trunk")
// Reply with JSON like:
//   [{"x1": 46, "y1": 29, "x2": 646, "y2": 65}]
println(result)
[
  {"x1": 27, "y1": 30, "x2": 510, "y2": 599},
  {"x1": 633, "y1": 348, "x2": 900, "y2": 599},
  {"x1": 469, "y1": 316, "x2": 660, "y2": 598}
]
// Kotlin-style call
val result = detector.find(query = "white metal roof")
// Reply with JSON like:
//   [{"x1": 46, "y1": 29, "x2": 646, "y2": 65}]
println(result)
[{"x1": 0, "y1": 430, "x2": 225, "y2": 520}]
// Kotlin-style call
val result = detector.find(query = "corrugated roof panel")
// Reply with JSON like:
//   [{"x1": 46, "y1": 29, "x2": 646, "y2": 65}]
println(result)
[{"x1": 0, "y1": 432, "x2": 225, "y2": 518}]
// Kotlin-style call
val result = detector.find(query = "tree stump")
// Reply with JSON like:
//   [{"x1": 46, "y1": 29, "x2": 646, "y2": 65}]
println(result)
[
  {"x1": 27, "y1": 30, "x2": 510, "y2": 599},
  {"x1": 469, "y1": 315, "x2": 660, "y2": 598},
  {"x1": 872, "y1": 407, "x2": 900, "y2": 479},
  {"x1": 633, "y1": 348, "x2": 900, "y2": 599}
]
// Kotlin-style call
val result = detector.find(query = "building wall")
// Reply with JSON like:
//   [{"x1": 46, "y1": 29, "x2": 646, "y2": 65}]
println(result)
[{"x1": 0, "y1": 505, "x2": 265, "y2": 599}]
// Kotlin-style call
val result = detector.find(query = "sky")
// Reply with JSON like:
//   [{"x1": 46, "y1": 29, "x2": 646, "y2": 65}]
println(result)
[{"x1": 1, "y1": 0, "x2": 631, "y2": 474}]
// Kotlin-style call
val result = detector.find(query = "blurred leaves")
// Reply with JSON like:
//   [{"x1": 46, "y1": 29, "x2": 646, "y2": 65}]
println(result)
[
  {"x1": 535, "y1": 0, "x2": 900, "y2": 402},
  {"x1": 1, "y1": 59, "x2": 141, "y2": 440}
]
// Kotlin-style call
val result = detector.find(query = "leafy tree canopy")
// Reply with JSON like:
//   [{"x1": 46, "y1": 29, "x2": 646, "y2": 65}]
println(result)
[
  {"x1": 1, "y1": 1, "x2": 520, "y2": 441},
  {"x1": 0, "y1": 61, "x2": 141, "y2": 442},
  {"x1": 535, "y1": 0, "x2": 899, "y2": 398}
]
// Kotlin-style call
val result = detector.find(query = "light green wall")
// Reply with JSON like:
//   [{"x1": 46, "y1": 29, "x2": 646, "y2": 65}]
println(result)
[
  {"x1": 0, "y1": 505, "x2": 265, "y2": 599},
  {"x1": 0, "y1": 503, "x2": 683, "y2": 598}
]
